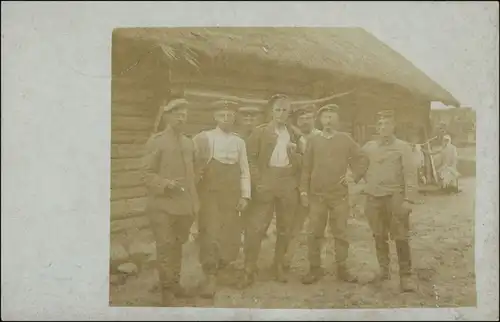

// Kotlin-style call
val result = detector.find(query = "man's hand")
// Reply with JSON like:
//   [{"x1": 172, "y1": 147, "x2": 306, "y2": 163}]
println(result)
[
  {"x1": 236, "y1": 198, "x2": 249, "y2": 212},
  {"x1": 287, "y1": 142, "x2": 297, "y2": 154},
  {"x1": 300, "y1": 192, "x2": 309, "y2": 208},
  {"x1": 401, "y1": 200, "x2": 413, "y2": 213},
  {"x1": 165, "y1": 179, "x2": 184, "y2": 191}
]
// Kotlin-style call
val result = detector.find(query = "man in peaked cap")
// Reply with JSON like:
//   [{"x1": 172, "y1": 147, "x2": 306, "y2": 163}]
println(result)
[
  {"x1": 361, "y1": 109, "x2": 418, "y2": 292},
  {"x1": 240, "y1": 93, "x2": 302, "y2": 288},
  {"x1": 192, "y1": 99, "x2": 251, "y2": 298},
  {"x1": 142, "y1": 98, "x2": 199, "y2": 306},
  {"x1": 235, "y1": 105, "x2": 264, "y2": 141},
  {"x1": 299, "y1": 103, "x2": 368, "y2": 285}
]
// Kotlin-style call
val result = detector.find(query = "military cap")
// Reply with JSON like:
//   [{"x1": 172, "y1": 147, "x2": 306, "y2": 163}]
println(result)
[
  {"x1": 163, "y1": 98, "x2": 189, "y2": 113},
  {"x1": 317, "y1": 103, "x2": 340, "y2": 117},
  {"x1": 237, "y1": 105, "x2": 263, "y2": 115},
  {"x1": 294, "y1": 103, "x2": 317, "y2": 116},
  {"x1": 210, "y1": 99, "x2": 239, "y2": 112},
  {"x1": 377, "y1": 110, "x2": 395, "y2": 120},
  {"x1": 267, "y1": 93, "x2": 291, "y2": 107}
]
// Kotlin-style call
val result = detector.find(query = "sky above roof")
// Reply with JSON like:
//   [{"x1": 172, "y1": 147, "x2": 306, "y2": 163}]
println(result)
[{"x1": 332, "y1": 2, "x2": 497, "y2": 110}]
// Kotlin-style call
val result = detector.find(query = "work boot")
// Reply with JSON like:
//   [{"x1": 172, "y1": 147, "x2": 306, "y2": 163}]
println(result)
[
  {"x1": 301, "y1": 266, "x2": 324, "y2": 285},
  {"x1": 237, "y1": 270, "x2": 256, "y2": 289},
  {"x1": 161, "y1": 288, "x2": 176, "y2": 307},
  {"x1": 199, "y1": 274, "x2": 217, "y2": 299},
  {"x1": 396, "y1": 240, "x2": 415, "y2": 292},
  {"x1": 335, "y1": 239, "x2": 358, "y2": 283},
  {"x1": 274, "y1": 263, "x2": 288, "y2": 283},
  {"x1": 172, "y1": 284, "x2": 193, "y2": 298},
  {"x1": 337, "y1": 264, "x2": 358, "y2": 283},
  {"x1": 400, "y1": 275, "x2": 416, "y2": 292},
  {"x1": 369, "y1": 266, "x2": 390, "y2": 284}
]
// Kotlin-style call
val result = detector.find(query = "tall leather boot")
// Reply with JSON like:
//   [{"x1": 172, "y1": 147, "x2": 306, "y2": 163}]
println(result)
[
  {"x1": 301, "y1": 265, "x2": 324, "y2": 285},
  {"x1": 335, "y1": 239, "x2": 358, "y2": 283},
  {"x1": 396, "y1": 239, "x2": 415, "y2": 292},
  {"x1": 200, "y1": 274, "x2": 217, "y2": 299},
  {"x1": 370, "y1": 236, "x2": 390, "y2": 283}
]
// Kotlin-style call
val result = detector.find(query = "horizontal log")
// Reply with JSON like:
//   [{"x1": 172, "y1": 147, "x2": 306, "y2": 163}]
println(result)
[
  {"x1": 111, "y1": 131, "x2": 150, "y2": 144},
  {"x1": 111, "y1": 157, "x2": 144, "y2": 172},
  {"x1": 111, "y1": 87, "x2": 157, "y2": 102},
  {"x1": 112, "y1": 116, "x2": 152, "y2": 131},
  {"x1": 111, "y1": 186, "x2": 148, "y2": 201},
  {"x1": 111, "y1": 170, "x2": 144, "y2": 188},
  {"x1": 111, "y1": 197, "x2": 148, "y2": 220},
  {"x1": 110, "y1": 215, "x2": 150, "y2": 234},
  {"x1": 111, "y1": 144, "x2": 146, "y2": 159},
  {"x1": 112, "y1": 103, "x2": 157, "y2": 117}
]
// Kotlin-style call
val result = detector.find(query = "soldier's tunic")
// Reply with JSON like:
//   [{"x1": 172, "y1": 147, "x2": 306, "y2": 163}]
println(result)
[
  {"x1": 361, "y1": 135, "x2": 418, "y2": 276},
  {"x1": 244, "y1": 122, "x2": 301, "y2": 272},
  {"x1": 300, "y1": 131, "x2": 368, "y2": 269},
  {"x1": 142, "y1": 127, "x2": 199, "y2": 292},
  {"x1": 193, "y1": 127, "x2": 251, "y2": 274}
]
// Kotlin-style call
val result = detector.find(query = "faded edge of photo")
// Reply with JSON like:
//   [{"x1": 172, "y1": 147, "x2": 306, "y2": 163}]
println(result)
[{"x1": 1, "y1": 2, "x2": 499, "y2": 321}]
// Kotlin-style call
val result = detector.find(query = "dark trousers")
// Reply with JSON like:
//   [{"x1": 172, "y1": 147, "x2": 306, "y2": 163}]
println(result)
[
  {"x1": 244, "y1": 168, "x2": 298, "y2": 272},
  {"x1": 364, "y1": 193, "x2": 412, "y2": 276},
  {"x1": 149, "y1": 212, "x2": 193, "y2": 290},
  {"x1": 198, "y1": 160, "x2": 241, "y2": 275},
  {"x1": 307, "y1": 194, "x2": 351, "y2": 268},
  {"x1": 285, "y1": 203, "x2": 309, "y2": 265}
]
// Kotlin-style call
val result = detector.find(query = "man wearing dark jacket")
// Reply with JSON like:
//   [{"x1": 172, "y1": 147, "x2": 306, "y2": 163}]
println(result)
[
  {"x1": 142, "y1": 98, "x2": 199, "y2": 306},
  {"x1": 240, "y1": 94, "x2": 301, "y2": 288}
]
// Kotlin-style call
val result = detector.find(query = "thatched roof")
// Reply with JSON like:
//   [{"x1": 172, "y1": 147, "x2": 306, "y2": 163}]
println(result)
[{"x1": 114, "y1": 27, "x2": 459, "y2": 106}]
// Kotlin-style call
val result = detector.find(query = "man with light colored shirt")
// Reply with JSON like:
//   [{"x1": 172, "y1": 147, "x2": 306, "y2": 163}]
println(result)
[
  {"x1": 192, "y1": 100, "x2": 251, "y2": 298},
  {"x1": 240, "y1": 94, "x2": 301, "y2": 288},
  {"x1": 299, "y1": 104, "x2": 368, "y2": 285},
  {"x1": 362, "y1": 110, "x2": 418, "y2": 292}
]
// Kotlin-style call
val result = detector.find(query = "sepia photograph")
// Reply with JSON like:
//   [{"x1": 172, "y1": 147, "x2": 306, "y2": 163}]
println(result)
[
  {"x1": 109, "y1": 27, "x2": 478, "y2": 309},
  {"x1": 2, "y1": 2, "x2": 497, "y2": 320}
]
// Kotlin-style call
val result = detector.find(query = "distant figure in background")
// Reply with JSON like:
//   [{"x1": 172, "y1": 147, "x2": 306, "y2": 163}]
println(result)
[
  {"x1": 192, "y1": 100, "x2": 251, "y2": 298},
  {"x1": 236, "y1": 105, "x2": 264, "y2": 140},
  {"x1": 408, "y1": 132, "x2": 426, "y2": 186},
  {"x1": 142, "y1": 98, "x2": 199, "y2": 306},
  {"x1": 424, "y1": 135, "x2": 460, "y2": 193},
  {"x1": 284, "y1": 103, "x2": 320, "y2": 271},
  {"x1": 299, "y1": 104, "x2": 368, "y2": 285},
  {"x1": 362, "y1": 110, "x2": 418, "y2": 292}
]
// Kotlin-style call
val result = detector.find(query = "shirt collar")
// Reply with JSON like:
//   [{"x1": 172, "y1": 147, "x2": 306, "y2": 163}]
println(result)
[
  {"x1": 377, "y1": 135, "x2": 396, "y2": 146},
  {"x1": 321, "y1": 130, "x2": 337, "y2": 139},
  {"x1": 215, "y1": 126, "x2": 232, "y2": 136}
]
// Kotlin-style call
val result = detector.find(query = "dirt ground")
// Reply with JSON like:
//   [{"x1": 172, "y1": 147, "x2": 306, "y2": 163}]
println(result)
[{"x1": 109, "y1": 177, "x2": 476, "y2": 309}]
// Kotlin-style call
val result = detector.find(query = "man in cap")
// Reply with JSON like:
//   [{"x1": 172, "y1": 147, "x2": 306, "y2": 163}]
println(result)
[
  {"x1": 283, "y1": 103, "x2": 321, "y2": 270},
  {"x1": 361, "y1": 110, "x2": 418, "y2": 292},
  {"x1": 240, "y1": 94, "x2": 301, "y2": 288},
  {"x1": 236, "y1": 105, "x2": 264, "y2": 141},
  {"x1": 142, "y1": 98, "x2": 199, "y2": 306},
  {"x1": 192, "y1": 100, "x2": 251, "y2": 298},
  {"x1": 300, "y1": 104, "x2": 368, "y2": 284}
]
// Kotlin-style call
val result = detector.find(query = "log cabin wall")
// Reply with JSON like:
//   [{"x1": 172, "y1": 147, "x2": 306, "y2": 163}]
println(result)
[{"x1": 111, "y1": 37, "x2": 171, "y2": 237}]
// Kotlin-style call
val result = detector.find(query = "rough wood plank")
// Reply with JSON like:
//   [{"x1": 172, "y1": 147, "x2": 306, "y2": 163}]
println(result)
[
  {"x1": 111, "y1": 186, "x2": 148, "y2": 201},
  {"x1": 111, "y1": 157, "x2": 144, "y2": 172},
  {"x1": 111, "y1": 131, "x2": 150, "y2": 144},
  {"x1": 111, "y1": 170, "x2": 144, "y2": 188},
  {"x1": 112, "y1": 87, "x2": 156, "y2": 101},
  {"x1": 112, "y1": 116, "x2": 152, "y2": 131},
  {"x1": 112, "y1": 103, "x2": 157, "y2": 117},
  {"x1": 111, "y1": 197, "x2": 148, "y2": 220},
  {"x1": 111, "y1": 144, "x2": 146, "y2": 159},
  {"x1": 110, "y1": 215, "x2": 150, "y2": 234}
]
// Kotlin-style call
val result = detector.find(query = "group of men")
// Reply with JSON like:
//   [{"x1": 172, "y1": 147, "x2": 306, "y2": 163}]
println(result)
[{"x1": 142, "y1": 94, "x2": 419, "y2": 306}]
